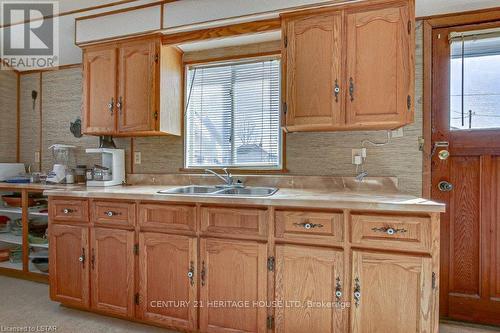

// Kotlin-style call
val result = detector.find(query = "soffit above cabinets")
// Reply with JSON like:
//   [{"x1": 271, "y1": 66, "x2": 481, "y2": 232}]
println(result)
[{"x1": 177, "y1": 31, "x2": 281, "y2": 52}]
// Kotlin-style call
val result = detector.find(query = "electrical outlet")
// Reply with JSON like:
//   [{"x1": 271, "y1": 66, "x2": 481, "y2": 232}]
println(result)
[
  {"x1": 134, "y1": 152, "x2": 141, "y2": 165},
  {"x1": 34, "y1": 151, "x2": 40, "y2": 162},
  {"x1": 352, "y1": 148, "x2": 367, "y2": 164},
  {"x1": 392, "y1": 128, "x2": 404, "y2": 138}
]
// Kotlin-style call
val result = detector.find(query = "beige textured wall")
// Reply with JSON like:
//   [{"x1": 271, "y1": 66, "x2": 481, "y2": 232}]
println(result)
[
  {"x1": 0, "y1": 70, "x2": 18, "y2": 163},
  {"x1": 19, "y1": 73, "x2": 41, "y2": 171}
]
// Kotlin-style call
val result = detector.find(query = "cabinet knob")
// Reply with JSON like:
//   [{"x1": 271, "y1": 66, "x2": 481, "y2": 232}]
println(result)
[
  {"x1": 438, "y1": 181, "x2": 453, "y2": 192},
  {"x1": 353, "y1": 277, "x2": 361, "y2": 307},
  {"x1": 349, "y1": 77, "x2": 355, "y2": 101},
  {"x1": 335, "y1": 276, "x2": 342, "y2": 301},
  {"x1": 63, "y1": 208, "x2": 74, "y2": 214},
  {"x1": 105, "y1": 211, "x2": 120, "y2": 217},
  {"x1": 188, "y1": 261, "x2": 195, "y2": 286},
  {"x1": 79, "y1": 248, "x2": 86, "y2": 268},
  {"x1": 117, "y1": 96, "x2": 123, "y2": 114},
  {"x1": 334, "y1": 79, "x2": 340, "y2": 102},
  {"x1": 108, "y1": 97, "x2": 114, "y2": 115},
  {"x1": 371, "y1": 226, "x2": 407, "y2": 235},
  {"x1": 293, "y1": 221, "x2": 324, "y2": 230}
]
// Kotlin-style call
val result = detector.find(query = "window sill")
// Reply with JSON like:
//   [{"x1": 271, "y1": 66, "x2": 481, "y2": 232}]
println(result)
[{"x1": 178, "y1": 168, "x2": 289, "y2": 175}]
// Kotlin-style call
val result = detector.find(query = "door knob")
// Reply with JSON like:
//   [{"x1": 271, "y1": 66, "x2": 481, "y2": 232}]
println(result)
[{"x1": 438, "y1": 181, "x2": 453, "y2": 192}]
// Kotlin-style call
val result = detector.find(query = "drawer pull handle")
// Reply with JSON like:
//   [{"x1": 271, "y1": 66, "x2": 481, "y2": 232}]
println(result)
[
  {"x1": 105, "y1": 211, "x2": 121, "y2": 217},
  {"x1": 353, "y1": 277, "x2": 361, "y2": 307},
  {"x1": 63, "y1": 208, "x2": 74, "y2": 214},
  {"x1": 79, "y1": 248, "x2": 86, "y2": 268},
  {"x1": 335, "y1": 276, "x2": 342, "y2": 301},
  {"x1": 294, "y1": 222, "x2": 324, "y2": 230},
  {"x1": 371, "y1": 226, "x2": 407, "y2": 235},
  {"x1": 188, "y1": 261, "x2": 195, "y2": 286}
]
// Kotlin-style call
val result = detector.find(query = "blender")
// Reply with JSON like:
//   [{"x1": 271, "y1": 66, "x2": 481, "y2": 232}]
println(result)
[{"x1": 47, "y1": 144, "x2": 76, "y2": 184}]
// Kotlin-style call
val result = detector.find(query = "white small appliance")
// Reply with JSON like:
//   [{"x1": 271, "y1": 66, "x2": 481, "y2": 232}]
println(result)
[
  {"x1": 47, "y1": 144, "x2": 76, "y2": 184},
  {"x1": 0, "y1": 163, "x2": 25, "y2": 181},
  {"x1": 86, "y1": 148, "x2": 125, "y2": 187}
]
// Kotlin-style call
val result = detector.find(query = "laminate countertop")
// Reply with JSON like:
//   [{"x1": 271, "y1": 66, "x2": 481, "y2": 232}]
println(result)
[{"x1": 43, "y1": 185, "x2": 445, "y2": 213}]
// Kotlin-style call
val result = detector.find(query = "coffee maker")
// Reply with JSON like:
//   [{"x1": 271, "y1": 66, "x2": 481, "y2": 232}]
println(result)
[
  {"x1": 47, "y1": 144, "x2": 76, "y2": 184},
  {"x1": 85, "y1": 148, "x2": 125, "y2": 187}
]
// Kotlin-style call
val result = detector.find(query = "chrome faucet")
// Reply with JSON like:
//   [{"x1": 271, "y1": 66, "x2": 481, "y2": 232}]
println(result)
[
  {"x1": 355, "y1": 171, "x2": 368, "y2": 182},
  {"x1": 205, "y1": 168, "x2": 243, "y2": 188}
]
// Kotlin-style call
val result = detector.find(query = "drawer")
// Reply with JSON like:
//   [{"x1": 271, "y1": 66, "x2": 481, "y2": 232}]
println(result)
[
  {"x1": 50, "y1": 198, "x2": 89, "y2": 223},
  {"x1": 275, "y1": 210, "x2": 344, "y2": 244},
  {"x1": 92, "y1": 201, "x2": 135, "y2": 227},
  {"x1": 351, "y1": 213, "x2": 432, "y2": 252},
  {"x1": 139, "y1": 203, "x2": 196, "y2": 233},
  {"x1": 200, "y1": 206, "x2": 267, "y2": 239}
]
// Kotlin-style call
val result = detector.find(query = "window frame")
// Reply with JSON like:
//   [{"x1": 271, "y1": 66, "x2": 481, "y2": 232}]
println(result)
[{"x1": 181, "y1": 54, "x2": 287, "y2": 173}]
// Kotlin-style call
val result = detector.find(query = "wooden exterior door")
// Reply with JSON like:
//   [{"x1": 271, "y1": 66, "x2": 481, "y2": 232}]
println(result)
[
  {"x1": 49, "y1": 224, "x2": 89, "y2": 308},
  {"x1": 118, "y1": 40, "x2": 158, "y2": 133},
  {"x1": 90, "y1": 227, "x2": 135, "y2": 318},
  {"x1": 275, "y1": 244, "x2": 344, "y2": 333},
  {"x1": 350, "y1": 250, "x2": 433, "y2": 333},
  {"x1": 345, "y1": 3, "x2": 414, "y2": 128},
  {"x1": 82, "y1": 47, "x2": 117, "y2": 134},
  {"x1": 138, "y1": 232, "x2": 197, "y2": 331},
  {"x1": 283, "y1": 11, "x2": 343, "y2": 131},
  {"x1": 199, "y1": 238, "x2": 267, "y2": 333},
  {"x1": 431, "y1": 23, "x2": 500, "y2": 326}
]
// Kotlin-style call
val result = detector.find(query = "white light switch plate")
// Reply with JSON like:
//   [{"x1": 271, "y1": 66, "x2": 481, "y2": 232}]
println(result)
[{"x1": 134, "y1": 152, "x2": 141, "y2": 165}]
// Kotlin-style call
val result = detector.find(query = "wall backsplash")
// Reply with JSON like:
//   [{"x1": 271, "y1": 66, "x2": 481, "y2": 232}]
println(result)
[
  {"x1": 0, "y1": 70, "x2": 18, "y2": 163},
  {"x1": 13, "y1": 22, "x2": 423, "y2": 196}
]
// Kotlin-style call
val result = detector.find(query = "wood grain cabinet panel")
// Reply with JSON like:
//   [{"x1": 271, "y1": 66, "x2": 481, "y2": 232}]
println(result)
[
  {"x1": 275, "y1": 244, "x2": 345, "y2": 333},
  {"x1": 118, "y1": 40, "x2": 158, "y2": 133},
  {"x1": 275, "y1": 210, "x2": 343, "y2": 245},
  {"x1": 345, "y1": 3, "x2": 414, "y2": 129},
  {"x1": 49, "y1": 224, "x2": 89, "y2": 308},
  {"x1": 351, "y1": 213, "x2": 432, "y2": 253},
  {"x1": 82, "y1": 47, "x2": 117, "y2": 134},
  {"x1": 92, "y1": 201, "x2": 135, "y2": 228},
  {"x1": 350, "y1": 250, "x2": 433, "y2": 333},
  {"x1": 283, "y1": 11, "x2": 344, "y2": 131},
  {"x1": 138, "y1": 233, "x2": 198, "y2": 331},
  {"x1": 199, "y1": 238, "x2": 267, "y2": 333},
  {"x1": 90, "y1": 227, "x2": 135, "y2": 318},
  {"x1": 200, "y1": 206, "x2": 267, "y2": 240},
  {"x1": 50, "y1": 198, "x2": 89, "y2": 223},
  {"x1": 139, "y1": 203, "x2": 196, "y2": 234}
]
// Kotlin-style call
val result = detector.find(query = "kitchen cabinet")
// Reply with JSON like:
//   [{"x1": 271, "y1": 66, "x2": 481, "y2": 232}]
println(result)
[
  {"x1": 350, "y1": 250, "x2": 433, "y2": 333},
  {"x1": 82, "y1": 37, "x2": 182, "y2": 137},
  {"x1": 138, "y1": 232, "x2": 198, "y2": 331},
  {"x1": 275, "y1": 244, "x2": 345, "y2": 333},
  {"x1": 199, "y1": 238, "x2": 268, "y2": 333},
  {"x1": 281, "y1": 0, "x2": 415, "y2": 131},
  {"x1": 49, "y1": 224, "x2": 89, "y2": 308},
  {"x1": 90, "y1": 227, "x2": 135, "y2": 318}
]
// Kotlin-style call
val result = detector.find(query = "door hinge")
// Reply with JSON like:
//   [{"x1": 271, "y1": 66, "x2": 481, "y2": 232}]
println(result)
[
  {"x1": 282, "y1": 103, "x2": 287, "y2": 115},
  {"x1": 267, "y1": 315, "x2": 275, "y2": 329},
  {"x1": 134, "y1": 293, "x2": 140, "y2": 305},
  {"x1": 133, "y1": 244, "x2": 139, "y2": 255},
  {"x1": 284, "y1": 36, "x2": 288, "y2": 48},
  {"x1": 407, "y1": 95, "x2": 412, "y2": 111},
  {"x1": 408, "y1": 20, "x2": 412, "y2": 34},
  {"x1": 154, "y1": 53, "x2": 159, "y2": 63},
  {"x1": 432, "y1": 272, "x2": 436, "y2": 290},
  {"x1": 267, "y1": 256, "x2": 275, "y2": 272},
  {"x1": 153, "y1": 111, "x2": 158, "y2": 119}
]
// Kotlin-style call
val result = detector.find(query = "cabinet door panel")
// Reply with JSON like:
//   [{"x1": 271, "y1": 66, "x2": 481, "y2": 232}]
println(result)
[
  {"x1": 139, "y1": 233, "x2": 197, "y2": 331},
  {"x1": 275, "y1": 244, "x2": 344, "y2": 333},
  {"x1": 351, "y1": 250, "x2": 433, "y2": 333},
  {"x1": 82, "y1": 48, "x2": 117, "y2": 134},
  {"x1": 285, "y1": 12, "x2": 343, "y2": 131},
  {"x1": 346, "y1": 5, "x2": 413, "y2": 128},
  {"x1": 200, "y1": 238, "x2": 267, "y2": 333},
  {"x1": 118, "y1": 40, "x2": 157, "y2": 133},
  {"x1": 91, "y1": 228, "x2": 135, "y2": 318},
  {"x1": 49, "y1": 224, "x2": 89, "y2": 308}
]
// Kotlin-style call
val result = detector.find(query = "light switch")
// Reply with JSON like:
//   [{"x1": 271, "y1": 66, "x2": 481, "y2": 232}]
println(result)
[{"x1": 134, "y1": 152, "x2": 141, "y2": 165}]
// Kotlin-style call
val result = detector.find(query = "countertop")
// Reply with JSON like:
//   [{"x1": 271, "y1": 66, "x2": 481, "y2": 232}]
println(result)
[
  {"x1": 43, "y1": 185, "x2": 445, "y2": 213},
  {"x1": 0, "y1": 182, "x2": 80, "y2": 191}
]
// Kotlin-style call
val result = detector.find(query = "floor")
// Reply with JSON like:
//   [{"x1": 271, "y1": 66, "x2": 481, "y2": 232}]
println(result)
[{"x1": 0, "y1": 276, "x2": 499, "y2": 333}]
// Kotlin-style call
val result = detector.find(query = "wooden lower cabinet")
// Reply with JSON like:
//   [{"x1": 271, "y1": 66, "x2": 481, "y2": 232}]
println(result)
[
  {"x1": 49, "y1": 224, "x2": 89, "y2": 308},
  {"x1": 275, "y1": 244, "x2": 345, "y2": 333},
  {"x1": 350, "y1": 250, "x2": 433, "y2": 333},
  {"x1": 199, "y1": 238, "x2": 268, "y2": 333},
  {"x1": 90, "y1": 227, "x2": 135, "y2": 317},
  {"x1": 138, "y1": 232, "x2": 198, "y2": 331}
]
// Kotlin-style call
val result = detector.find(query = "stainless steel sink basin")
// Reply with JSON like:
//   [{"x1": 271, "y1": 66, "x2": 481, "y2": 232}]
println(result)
[{"x1": 157, "y1": 185, "x2": 278, "y2": 197}]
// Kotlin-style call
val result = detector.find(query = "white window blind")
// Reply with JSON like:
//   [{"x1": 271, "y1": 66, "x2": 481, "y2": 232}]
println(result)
[{"x1": 185, "y1": 57, "x2": 282, "y2": 169}]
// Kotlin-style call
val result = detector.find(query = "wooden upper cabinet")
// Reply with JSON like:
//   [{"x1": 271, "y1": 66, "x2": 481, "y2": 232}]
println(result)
[
  {"x1": 350, "y1": 250, "x2": 433, "y2": 333},
  {"x1": 345, "y1": 3, "x2": 414, "y2": 128},
  {"x1": 49, "y1": 224, "x2": 89, "y2": 308},
  {"x1": 283, "y1": 11, "x2": 343, "y2": 131},
  {"x1": 275, "y1": 244, "x2": 345, "y2": 333},
  {"x1": 90, "y1": 228, "x2": 135, "y2": 318},
  {"x1": 138, "y1": 233, "x2": 198, "y2": 331},
  {"x1": 199, "y1": 238, "x2": 268, "y2": 333},
  {"x1": 118, "y1": 40, "x2": 158, "y2": 133},
  {"x1": 82, "y1": 47, "x2": 117, "y2": 135}
]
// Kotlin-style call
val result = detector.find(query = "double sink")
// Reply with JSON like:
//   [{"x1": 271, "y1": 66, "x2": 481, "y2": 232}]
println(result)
[{"x1": 158, "y1": 185, "x2": 278, "y2": 197}]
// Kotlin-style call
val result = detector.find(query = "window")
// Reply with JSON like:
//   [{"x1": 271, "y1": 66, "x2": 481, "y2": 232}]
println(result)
[
  {"x1": 450, "y1": 29, "x2": 500, "y2": 130},
  {"x1": 184, "y1": 57, "x2": 282, "y2": 169}
]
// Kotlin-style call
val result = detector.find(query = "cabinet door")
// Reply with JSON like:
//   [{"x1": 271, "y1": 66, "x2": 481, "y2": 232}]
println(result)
[
  {"x1": 138, "y1": 233, "x2": 197, "y2": 331},
  {"x1": 82, "y1": 47, "x2": 117, "y2": 134},
  {"x1": 275, "y1": 244, "x2": 345, "y2": 333},
  {"x1": 351, "y1": 251, "x2": 433, "y2": 333},
  {"x1": 200, "y1": 238, "x2": 267, "y2": 333},
  {"x1": 346, "y1": 4, "x2": 413, "y2": 128},
  {"x1": 284, "y1": 12, "x2": 343, "y2": 131},
  {"x1": 49, "y1": 224, "x2": 89, "y2": 308},
  {"x1": 90, "y1": 227, "x2": 135, "y2": 318},
  {"x1": 118, "y1": 40, "x2": 158, "y2": 133}
]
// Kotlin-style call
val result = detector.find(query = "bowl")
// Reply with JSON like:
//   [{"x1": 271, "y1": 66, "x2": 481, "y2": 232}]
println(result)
[
  {"x1": 1, "y1": 195, "x2": 36, "y2": 208},
  {"x1": 32, "y1": 258, "x2": 49, "y2": 273}
]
